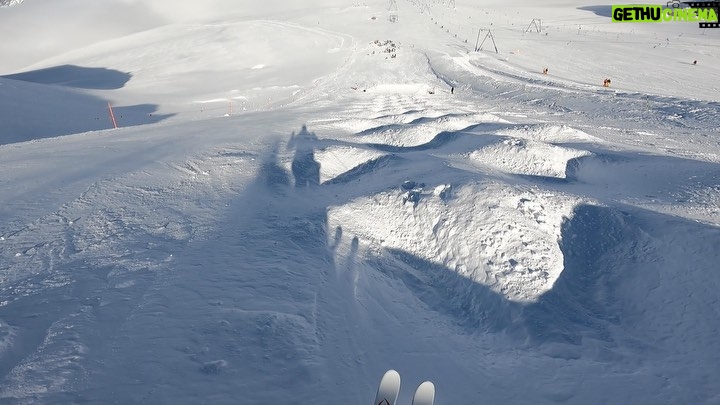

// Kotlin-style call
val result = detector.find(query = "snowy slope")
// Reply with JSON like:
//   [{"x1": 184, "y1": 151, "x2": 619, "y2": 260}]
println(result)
[{"x1": 1, "y1": 1, "x2": 720, "y2": 404}]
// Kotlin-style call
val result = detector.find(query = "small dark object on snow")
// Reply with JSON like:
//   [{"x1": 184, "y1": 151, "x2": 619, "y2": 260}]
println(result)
[
  {"x1": 693, "y1": 60, "x2": 697, "y2": 65},
  {"x1": 403, "y1": 189, "x2": 421, "y2": 205},
  {"x1": 401, "y1": 180, "x2": 417, "y2": 190},
  {"x1": 438, "y1": 184, "x2": 452, "y2": 200}
]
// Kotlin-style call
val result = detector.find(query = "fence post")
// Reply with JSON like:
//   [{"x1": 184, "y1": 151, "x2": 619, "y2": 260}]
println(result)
[{"x1": 107, "y1": 102, "x2": 119, "y2": 129}]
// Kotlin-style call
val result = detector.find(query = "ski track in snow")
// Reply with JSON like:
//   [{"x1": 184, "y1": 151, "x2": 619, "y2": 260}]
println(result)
[{"x1": 1, "y1": 1, "x2": 720, "y2": 404}]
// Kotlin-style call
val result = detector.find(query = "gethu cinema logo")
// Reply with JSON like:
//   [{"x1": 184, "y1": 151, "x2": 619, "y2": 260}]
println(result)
[{"x1": 612, "y1": 2, "x2": 718, "y2": 22}]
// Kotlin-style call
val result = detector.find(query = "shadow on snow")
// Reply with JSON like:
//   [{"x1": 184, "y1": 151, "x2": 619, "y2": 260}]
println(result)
[
  {"x1": 2, "y1": 123, "x2": 720, "y2": 403},
  {"x1": 2, "y1": 65, "x2": 132, "y2": 90},
  {"x1": 576, "y1": 5, "x2": 614, "y2": 18},
  {"x1": 0, "y1": 65, "x2": 174, "y2": 145}
]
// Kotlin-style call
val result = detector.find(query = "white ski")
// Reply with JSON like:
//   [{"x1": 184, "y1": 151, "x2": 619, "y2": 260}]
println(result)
[
  {"x1": 412, "y1": 381, "x2": 435, "y2": 405},
  {"x1": 374, "y1": 369, "x2": 401, "y2": 405}
]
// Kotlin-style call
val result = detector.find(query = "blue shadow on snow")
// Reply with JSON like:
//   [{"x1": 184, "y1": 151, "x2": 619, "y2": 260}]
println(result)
[{"x1": 1, "y1": 64, "x2": 132, "y2": 90}]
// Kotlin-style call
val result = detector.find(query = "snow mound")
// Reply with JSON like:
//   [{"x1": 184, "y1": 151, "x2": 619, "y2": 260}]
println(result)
[
  {"x1": 358, "y1": 113, "x2": 508, "y2": 147},
  {"x1": 366, "y1": 83, "x2": 431, "y2": 95},
  {"x1": 498, "y1": 124, "x2": 601, "y2": 144},
  {"x1": 318, "y1": 109, "x2": 478, "y2": 134},
  {"x1": 314, "y1": 146, "x2": 386, "y2": 183},
  {"x1": 331, "y1": 181, "x2": 583, "y2": 302},
  {"x1": 467, "y1": 137, "x2": 591, "y2": 179}
]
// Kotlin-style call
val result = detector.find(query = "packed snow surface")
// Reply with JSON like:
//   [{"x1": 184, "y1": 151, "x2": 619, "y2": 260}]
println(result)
[{"x1": 1, "y1": 0, "x2": 719, "y2": 404}]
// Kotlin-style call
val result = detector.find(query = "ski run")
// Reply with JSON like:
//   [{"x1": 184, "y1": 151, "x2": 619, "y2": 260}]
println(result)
[{"x1": 1, "y1": 0, "x2": 719, "y2": 404}]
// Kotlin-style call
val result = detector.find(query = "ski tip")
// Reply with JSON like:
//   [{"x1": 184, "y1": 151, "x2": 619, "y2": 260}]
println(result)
[
  {"x1": 375, "y1": 370, "x2": 401, "y2": 405},
  {"x1": 416, "y1": 381, "x2": 434, "y2": 390},
  {"x1": 412, "y1": 381, "x2": 436, "y2": 405}
]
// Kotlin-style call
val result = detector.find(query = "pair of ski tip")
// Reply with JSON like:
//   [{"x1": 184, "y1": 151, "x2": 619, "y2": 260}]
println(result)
[{"x1": 374, "y1": 369, "x2": 435, "y2": 405}]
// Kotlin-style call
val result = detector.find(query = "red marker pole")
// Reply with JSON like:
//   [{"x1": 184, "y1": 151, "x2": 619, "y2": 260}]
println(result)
[{"x1": 107, "y1": 102, "x2": 119, "y2": 129}]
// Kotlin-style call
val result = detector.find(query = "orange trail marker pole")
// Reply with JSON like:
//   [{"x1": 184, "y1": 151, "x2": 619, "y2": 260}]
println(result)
[{"x1": 107, "y1": 102, "x2": 119, "y2": 129}]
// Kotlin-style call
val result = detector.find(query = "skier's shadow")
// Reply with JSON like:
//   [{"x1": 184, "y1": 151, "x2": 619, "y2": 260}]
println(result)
[{"x1": 288, "y1": 124, "x2": 321, "y2": 188}]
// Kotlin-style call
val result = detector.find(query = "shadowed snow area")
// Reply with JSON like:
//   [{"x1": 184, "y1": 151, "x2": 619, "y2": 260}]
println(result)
[
  {"x1": 2, "y1": 65, "x2": 132, "y2": 90},
  {"x1": 0, "y1": 77, "x2": 173, "y2": 145},
  {"x1": 1, "y1": 0, "x2": 719, "y2": 404}
]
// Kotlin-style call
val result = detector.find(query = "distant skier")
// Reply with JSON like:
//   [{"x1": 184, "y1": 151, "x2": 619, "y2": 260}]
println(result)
[{"x1": 451, "y1": 86, "x2": 454, "y2": 94}]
